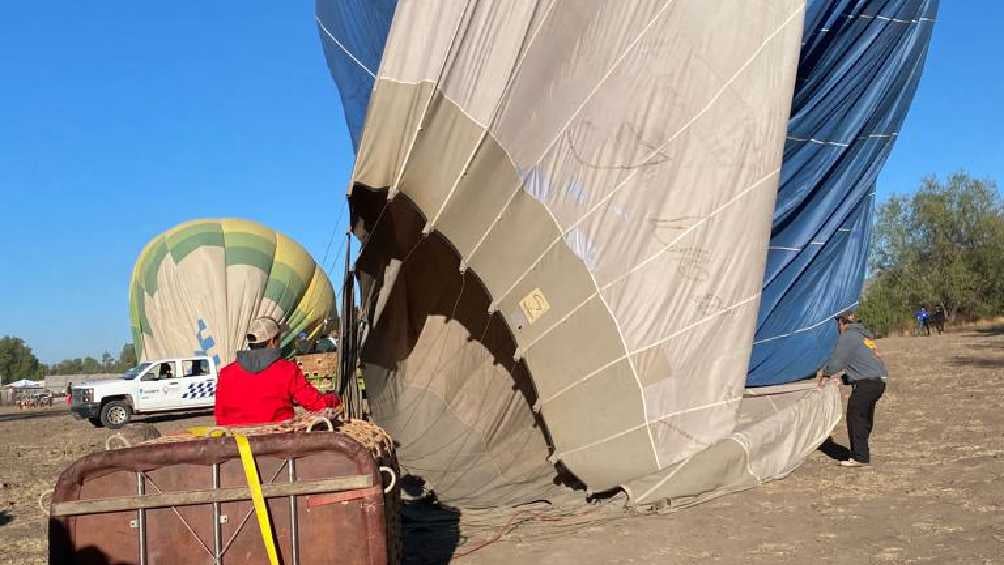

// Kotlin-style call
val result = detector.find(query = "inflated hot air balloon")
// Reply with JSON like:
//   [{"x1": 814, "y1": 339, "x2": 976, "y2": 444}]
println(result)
[
  {"x1": 315, "y1": 0, "x2": 935, "y2": 508},
  {"x1": 129, "y1": 219, "x2": 335, "y2": 366}
]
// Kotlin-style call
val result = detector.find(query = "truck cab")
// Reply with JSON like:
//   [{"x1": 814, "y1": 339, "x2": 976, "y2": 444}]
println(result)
[{"x1": 70, "y1": 356, "x2": 219, "y2": 429}]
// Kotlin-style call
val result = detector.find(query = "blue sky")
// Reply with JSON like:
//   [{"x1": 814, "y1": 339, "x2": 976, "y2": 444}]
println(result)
[
  {"x1": 0, "y1": 2, "x2": 1000, "y2": 364},
  {"x1": 875, "y1": 1, "x2": 1004, "y2": 196},
  {"x1": 0, "y1": 3, "x2": 354, "y2": 363}
]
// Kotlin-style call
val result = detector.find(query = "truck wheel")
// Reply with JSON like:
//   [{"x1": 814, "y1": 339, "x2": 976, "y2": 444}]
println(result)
[
  {"x1": 100, "y1": 401, "x2": 131, "y2": 429},
  {"x1": 87, "y1": 417, "x2": 104, "y2": 428}
]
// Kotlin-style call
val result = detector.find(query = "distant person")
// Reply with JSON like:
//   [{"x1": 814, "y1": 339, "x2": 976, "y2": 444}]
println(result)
[
  {"x1": 817, "y1": 310, "x2": 888, "y2": 467},
  {"x1": 914, "y1": 306, "x2": 929, "y2": 336},
  {"x1": 931, "y1": 305, "x2": 946, "y2": 334},
  {"x1": 65, "y1": 382, "x2": 73, "y2": 407},
  {"x1": 293, "y1": 331, "x2": 313, "y2": 355},
  {"x1": 159, "y1": 363, "x2": 173, "y2": 379},
  {"x1": 214, "y1": 317, "x2": 341, "y2": 426}
]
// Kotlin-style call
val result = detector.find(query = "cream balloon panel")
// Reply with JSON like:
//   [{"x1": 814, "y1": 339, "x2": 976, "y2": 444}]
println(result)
[{"x1": 377, "y1": 0, "x2": 540, "y2": 129}]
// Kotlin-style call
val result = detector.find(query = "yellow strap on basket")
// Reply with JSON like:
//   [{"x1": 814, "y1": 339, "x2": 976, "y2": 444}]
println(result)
[
  {"x1": 235, "y1": 434, "x2": 279, "y2": 565},
  {"x1": 187, "y1": 426, "x2": 228, "y2": 438}
]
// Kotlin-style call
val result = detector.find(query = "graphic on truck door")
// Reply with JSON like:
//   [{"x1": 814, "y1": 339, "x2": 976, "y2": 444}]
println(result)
[
  {"x1": 137, "y1": 361, "x2": 178, "y2": 410},
  {"x1": 173, "y1": 358, "x2": 215, "y2": 408}
]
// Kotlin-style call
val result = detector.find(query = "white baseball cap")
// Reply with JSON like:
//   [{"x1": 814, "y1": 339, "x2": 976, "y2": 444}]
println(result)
[{"x1": 247, "y1": 316, "x2": 283, "y2": 345}]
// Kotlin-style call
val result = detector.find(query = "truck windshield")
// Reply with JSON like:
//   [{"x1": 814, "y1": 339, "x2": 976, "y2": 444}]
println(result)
[{"x1": 122, "y1": 363, "x2": 152, "y2": 380}]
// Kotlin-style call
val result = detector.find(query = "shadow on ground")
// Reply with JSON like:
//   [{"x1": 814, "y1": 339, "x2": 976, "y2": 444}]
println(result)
[
  {"x1": 402, "y1": 501, "x2": 461, "y2": 565},
  {"x1": 818, "y1": 437, "x2": 851, "y2": 461},
  {"x1": 950, "y1": 355, "x2": 1004, "y2": 369},
  {"x1": 0, "y1": 510, "x2": 12, "y2": 527},
  {"x1": 132, "y1": 410, "x2": 213, "y2": 425},
  {"x1": 0, "y1": 410, "x2": 66, "y2": 423},
  {"x1": 0, "y1": 408, "x2": 211, "y2": 426},
  {"x1": 961, "y1": 341, "x2": 1003, "y2": 351},
  {"x1": 963, "y1": 325, "x2": 1004, "y2": 337}
]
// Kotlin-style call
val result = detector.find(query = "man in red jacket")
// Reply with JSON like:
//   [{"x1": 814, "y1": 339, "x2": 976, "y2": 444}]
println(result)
[{"x1": 215, "y1": 316, "x2": 340, "y2": 426}]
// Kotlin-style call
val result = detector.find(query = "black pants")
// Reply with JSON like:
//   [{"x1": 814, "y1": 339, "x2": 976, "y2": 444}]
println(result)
[{"x1": 846, "y1": 379, "x2": 886, "y2": 463}]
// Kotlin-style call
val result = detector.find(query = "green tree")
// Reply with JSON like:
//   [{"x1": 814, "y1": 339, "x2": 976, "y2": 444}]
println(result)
[
  {"x1": 860, "y1": 172, "x2": 1004, "y2": 335},
  {"x1": 0, "y1": 336, "x2": 44, "y2": 383},
  {"x1": 50, "y1": 358, "x2": 84, "y2": 375},
  {"x1": 117, "y1": 343, "x2": 137, "y2": 371},
  {"x1": 81, "y1": 357, "x2": 102, "y2": 373},
  {"x1": 42, "y1": 343, "x2": 138, "y2": 376}
]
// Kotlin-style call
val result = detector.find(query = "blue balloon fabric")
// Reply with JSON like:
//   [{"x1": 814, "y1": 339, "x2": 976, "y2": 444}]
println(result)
[
  {"x1": 747, "y1": 0, "x2": 939, "y2": 386},
  {"x1": 315, "y1": 0, "x2": 397, "y2": 152}
]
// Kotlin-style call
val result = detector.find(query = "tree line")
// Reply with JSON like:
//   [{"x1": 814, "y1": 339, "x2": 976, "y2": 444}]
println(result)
[
  {"x1": 0, "y1": 337, "x2": 137, "y2": 385},
  {"x1": 858, "y1": 172, "x2": 1004, "y2": 336}
]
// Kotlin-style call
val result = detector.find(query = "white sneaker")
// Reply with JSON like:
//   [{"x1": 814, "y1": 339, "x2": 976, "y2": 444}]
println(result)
[{"x1": 839, "y1": 459, "x2": 868, "y2": 468}]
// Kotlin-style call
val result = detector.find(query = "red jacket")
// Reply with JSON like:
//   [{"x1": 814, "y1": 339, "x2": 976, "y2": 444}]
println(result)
[{"x1": 214, "y1": 356, "x2": 340, "y2": 426}]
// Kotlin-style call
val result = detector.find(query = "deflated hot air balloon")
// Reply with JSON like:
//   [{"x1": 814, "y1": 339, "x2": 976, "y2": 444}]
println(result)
[
  {"x1": 129, "y1": 219, "x2": 335, "y2": 366},
  {"x1": 315, "y1": 0, "x2": 935, "y2": 508}
]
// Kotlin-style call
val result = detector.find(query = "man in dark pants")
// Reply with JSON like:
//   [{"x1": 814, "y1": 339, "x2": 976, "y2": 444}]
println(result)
[{"x1": 817, "y1": 310, "x2": 888, "y2": 467}]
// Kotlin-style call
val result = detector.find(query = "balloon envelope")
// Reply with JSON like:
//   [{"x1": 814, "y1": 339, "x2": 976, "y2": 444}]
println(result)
[
  {"x1": 314, "y1": 0, "x2": 933, "y2": 508},
  {"x1": 129, "y1": 219, "x2": 335, "y2": 366}
]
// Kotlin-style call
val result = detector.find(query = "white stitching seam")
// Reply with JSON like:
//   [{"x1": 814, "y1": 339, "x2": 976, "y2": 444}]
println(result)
[
  {"x1": 752, "y1": 300, "x2": 859, "y2": 345},
  {"x1": 635, "y1": 455, "x2": 688, "y2": 503},
  {"x1": 315, "y1": 16, "x2": 376, "y2": 79},
  {"x1": 786, "y1": 132, "x2": 897, "y2": 147},
  {"x1": 846, "y1": 14, "x2": 936, "y2": 24},
  {"x1": 769, "y1": 226, "x2": 856, "y2": 251}
]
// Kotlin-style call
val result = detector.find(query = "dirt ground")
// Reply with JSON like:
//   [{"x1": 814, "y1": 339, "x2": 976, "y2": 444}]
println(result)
[
  {"x1": 2, "y1": 326, "x2": 1002, "y2": 564},
  {"x1": 0, "y1": 408, "x2": 217, "y2": 564}
]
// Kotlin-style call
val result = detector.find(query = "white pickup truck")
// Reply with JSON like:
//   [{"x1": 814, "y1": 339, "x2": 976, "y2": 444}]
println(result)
[{"x1": 70, "y1": 356, "x2": 219, "y2": 429}]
